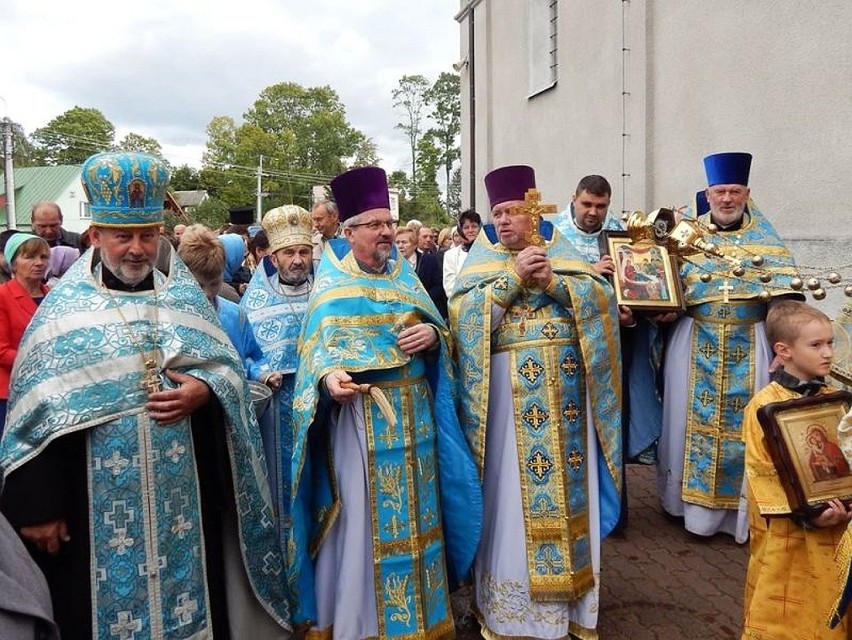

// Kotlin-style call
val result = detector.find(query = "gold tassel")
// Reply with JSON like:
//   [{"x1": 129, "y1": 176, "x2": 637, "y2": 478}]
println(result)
[{"x1": 341, "y1": 382, "x2": 397, "y2": 429}]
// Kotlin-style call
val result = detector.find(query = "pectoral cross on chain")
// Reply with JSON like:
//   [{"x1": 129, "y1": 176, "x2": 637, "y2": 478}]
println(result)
[
  {"x1": 141, "y1": 356, "x2": 162, "y2": 395},
  {"x1": 513, "y1": 188, "x2": 557, "y2": 247},
  {"x1": 718, "y1": 278, "x2": 734, "y2": 303}
]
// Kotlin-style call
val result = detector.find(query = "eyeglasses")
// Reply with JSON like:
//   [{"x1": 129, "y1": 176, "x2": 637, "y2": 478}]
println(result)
[{"x1": 348, "y1": 220, "x2": 398, "y2": 231}]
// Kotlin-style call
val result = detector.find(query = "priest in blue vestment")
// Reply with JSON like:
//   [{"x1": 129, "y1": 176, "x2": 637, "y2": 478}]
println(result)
[
  {"x1": 553, "y1": 174, "x2": 663, "y2": 467},
  {"x1": 241, "y1": 204, "x2": 314, "y2": 587},
  {"x1": 657, "y1": 152, "x2": 799, "y2": 541},
  {"x1": 289, "y1": 166, "x2": 482, "y2": 639},
  {"x1": 451, "y1": 165, "x2": 623, "y2": 639},
  {"x1": 0, "y1": 152, "x2": 290, "y2": 640}
]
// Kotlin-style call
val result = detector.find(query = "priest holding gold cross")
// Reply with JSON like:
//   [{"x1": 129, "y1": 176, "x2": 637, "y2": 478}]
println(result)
[{"x1": 450, "y1": 164, "x2": 623, "y2": 639}]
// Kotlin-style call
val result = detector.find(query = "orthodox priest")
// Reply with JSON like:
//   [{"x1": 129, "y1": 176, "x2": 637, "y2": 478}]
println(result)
[
  {"x1": 0, "y1": 152, "x2": 290, "y2": 640},
  {"x1": 289, "y1": 166, "x2": 481, "y2": 639},
  {"x1": 657, "y1": 152, "x2": 799, "y2": 541},
  {"x1": 450, "y1": 165, "x2": 623, "y2": 639},
  {"x1": 241, "y1": 204, "x2": 313, "y2": 576}
]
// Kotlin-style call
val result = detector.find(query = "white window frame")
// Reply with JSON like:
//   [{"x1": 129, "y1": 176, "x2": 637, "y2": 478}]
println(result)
[{"x1": 528, "y1": 0, "x2": 558, "y2": 97}]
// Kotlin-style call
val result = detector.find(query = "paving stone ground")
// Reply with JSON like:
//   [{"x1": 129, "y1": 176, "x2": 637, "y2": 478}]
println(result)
[{"x1": 454, "y1": 464, "x2": 748, "y2": 639}]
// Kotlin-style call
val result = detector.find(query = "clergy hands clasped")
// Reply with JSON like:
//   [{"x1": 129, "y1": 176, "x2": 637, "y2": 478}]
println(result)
[
  {"x1": 514, "y1": 246, "x2": 553, "y2": 288},
  {"x1": 146, "y1": 370, "x2": 212, "y2": 425}
]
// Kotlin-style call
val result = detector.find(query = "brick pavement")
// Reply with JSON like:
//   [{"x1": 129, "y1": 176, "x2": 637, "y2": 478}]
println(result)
[
  {"x1": 597, "y1": 464, "x2": 747, "y2": 639},
  {"x1": 454, "y1": 464, "x2": 748, "y2": 639}
]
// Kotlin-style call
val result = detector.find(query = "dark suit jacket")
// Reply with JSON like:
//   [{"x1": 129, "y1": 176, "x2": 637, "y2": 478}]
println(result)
[
  {"x1": 56, "y1": 228, "x2": 82, "y2": 250},
  {"x1": 415, "y1": 251, "x2": 448, "y2": 318},
  {"x1": 0, "y1": 278, "x2": 48, "y2": 398}
]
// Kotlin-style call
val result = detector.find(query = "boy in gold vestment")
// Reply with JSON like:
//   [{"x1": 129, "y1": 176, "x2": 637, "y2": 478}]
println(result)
[{"x1": 742, "y1": 300, "x2": 852, "y2": 638}]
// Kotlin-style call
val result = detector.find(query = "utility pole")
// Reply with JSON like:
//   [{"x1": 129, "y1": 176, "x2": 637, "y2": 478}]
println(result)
[
  {"x1": 255, "y1": 155, "x2": 263, "y2": 223},
  {"x1": 3, "y1": 117, "x2": 16, "y2": 229}
]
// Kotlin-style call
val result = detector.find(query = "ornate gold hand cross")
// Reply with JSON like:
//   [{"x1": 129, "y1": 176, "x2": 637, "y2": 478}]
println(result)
[{"x1": 510, "y1": 188, "x2": 557, "y2": 247}]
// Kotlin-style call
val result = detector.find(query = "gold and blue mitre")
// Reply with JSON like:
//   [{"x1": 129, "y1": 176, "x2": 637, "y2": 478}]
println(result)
[
  {"x1": 81, "y1": 151, "x2": 170, "y2": 227},
  {"x1": 262, "y1": 204, "x2": 313, "y2": 254}
]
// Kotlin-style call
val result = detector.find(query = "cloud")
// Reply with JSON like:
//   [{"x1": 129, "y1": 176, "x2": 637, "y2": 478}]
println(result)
[{"x1": 1, "y1": 0, "x2": 460, "y2": 172}]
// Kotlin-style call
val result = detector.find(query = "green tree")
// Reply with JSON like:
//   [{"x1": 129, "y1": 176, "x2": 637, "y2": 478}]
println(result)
[
  {"x1": 425, "y1": 72, "x2": 461, "y2": 216},
  {"x1": 169, "y1": 165, "x2": 201, "y2": 191},
  {"x1": 351, "y1": 135, "x2": 381, "y2": 167},
  {"x1": 117, "y1": 132, "x2": 165, "y2": 159},
  {"x1": 388, "y1": 169, "x2": 415, "y2": 222},
  {"x1": 31, "y1": 106, "x2": 115, "y2": 165},
  {"x1": 411, "y1": 137, "x2": 446, "y2": 226},
  {"x1": 245, "y1": 82, "x2": 365, "y2": 175},
  {"x1": 187, "y1": 196, "x2": 229, "y2": 231},
  {"x1": 447, "y1": 167, "x2": 462, "y2": 216},
  {"x1": 201, "y1": 82, "x2": 370, "y2": 211},
  {"x1": 392, "y1": 75, "x2": 430, "y2": 191},
  {"x1": 0, "y1": 120, "x2": 37, "y2": 167}
]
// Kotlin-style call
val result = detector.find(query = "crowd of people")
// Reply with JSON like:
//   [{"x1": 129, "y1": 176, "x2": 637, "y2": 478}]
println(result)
[{"x1": 0, "y1": 149, "x2": 851, "y2": 640}]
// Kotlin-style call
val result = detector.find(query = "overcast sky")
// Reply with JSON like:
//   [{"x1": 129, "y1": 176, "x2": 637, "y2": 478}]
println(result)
[{"x1": 0, "y1": 0, "x2": 462, "y2": 174}]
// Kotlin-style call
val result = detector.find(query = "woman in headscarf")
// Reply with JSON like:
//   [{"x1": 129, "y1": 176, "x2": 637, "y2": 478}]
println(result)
[
  {"x1": 45, "y1": 246, "x2": 80, "y2": 287},
  {"x1": 0, "y1": 234, "x2": 50, "y2": 434}
]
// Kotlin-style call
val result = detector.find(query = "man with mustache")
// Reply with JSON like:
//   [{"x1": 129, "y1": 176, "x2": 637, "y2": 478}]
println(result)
[
  {"x1": 657, "y1": 152, "x2": 800, "y2": 541},
  {"x1": 0, "y1": 152, "x2": 290, "y2": 639},
  {"x1": 240, "y1": 204, "x2": 314, "y2": 580},
  {"x1": 289, "y1": 166, "x2": 481, "y2": 639},
  {"x1": 450, "y1": 164, "x2": 623, "y2": 639}
]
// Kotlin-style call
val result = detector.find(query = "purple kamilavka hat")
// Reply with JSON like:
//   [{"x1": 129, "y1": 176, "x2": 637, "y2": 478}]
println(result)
[
  {"x1": 330, "y1": 166, "x2": 390, "y2": 221},
  {"x1": 484, "y1": 165, "x2": 536, "y2": 209}
]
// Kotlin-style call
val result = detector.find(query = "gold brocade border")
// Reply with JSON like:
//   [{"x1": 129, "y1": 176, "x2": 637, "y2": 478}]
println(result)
[
  {"x1": 364, "y1": 385, "x2": 442, "y2": 638},
  {"x1": 309, "y1": 456, "x2": 341, "y2": 559},
  {"x1": 510, "y1": 347, "x2": 582, "y2": 601},
  {"x1": 682, "y1": 319, "x2": 755, "y2": 509},
  {"x1": 682, "y1": 322, "x2": 724, "y2": 508}
]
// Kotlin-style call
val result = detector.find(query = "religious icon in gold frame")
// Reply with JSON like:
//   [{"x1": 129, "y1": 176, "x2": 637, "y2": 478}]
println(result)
[
  {"x1": 603, "y1": 231, "x2": 684, "y2": 313},
  {"x1": 757, "y1": 390, "x2": 852, "y2": 517}
]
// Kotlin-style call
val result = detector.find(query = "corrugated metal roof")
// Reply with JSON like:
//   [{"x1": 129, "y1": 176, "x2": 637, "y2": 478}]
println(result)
[
  {"x1": 0, "y1": 165, "x2": 82, "y2": 225},
  {"x1": 174, "y1": 190, "x2": 209, "y2": 207}
]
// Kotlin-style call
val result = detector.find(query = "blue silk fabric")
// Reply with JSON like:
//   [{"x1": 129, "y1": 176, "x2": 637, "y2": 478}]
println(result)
[
  {"x1": 678, "y1": 202, "x2": 798, "y2": 509},
  {"x1": 450, "y1": 222, "x2": 623, "y2": 599},
  {"x1": 289, "y1": 239, "x2": 482, "y2": 633},
  {"x1": 552, "y1": 205, "x2": 623, "y2": 264},
  {"x1": 241, "y1": 256, "x2": 309, "y2": 580},
  {"x1": 217, "y1": 295, "x2": 270, "y2": 382},
  {"x1": 0, "y1": 251, "x2": 290, "y2": 638}
]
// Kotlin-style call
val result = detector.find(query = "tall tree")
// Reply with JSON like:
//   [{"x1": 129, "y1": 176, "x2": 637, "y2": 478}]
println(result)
[
  {"x1": 412, "y1": 137, "x2": 447, "y2": 225},
  {"x1": 350, "y1": 134, "x2": 381, "y2": 168},
  {"x1": 425, "y1": 72, "x2": 462, "y2": 216},
  {"x1": 392, "y1": 75, "x2": 430, "y2": 191},
  {"x1": 0, "y1": 119, "x2": 37, "y2": 167},
  {"x1": 169, "y1": 165, "x2": 201, "y2": 191},
  {"x1": 245, "y1": 82, "x2": 364, "y2": 175},
  {"x1": 30, "y1": 107, "x2": 115, "y2": 165},
  {"x1": 202, "y1": 82, "x2": 370, "y2": 211},
  {"x1": 447, "y1": 166, "x2": 462, "y2": 216},
  {"x1": 117, "y1": 132, "x2": 165, "y2": 159}
]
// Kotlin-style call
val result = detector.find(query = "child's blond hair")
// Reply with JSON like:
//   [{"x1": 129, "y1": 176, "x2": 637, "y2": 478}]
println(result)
[{"x1": 765, "y1": 299, "x2": 831, "y2": 347}]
